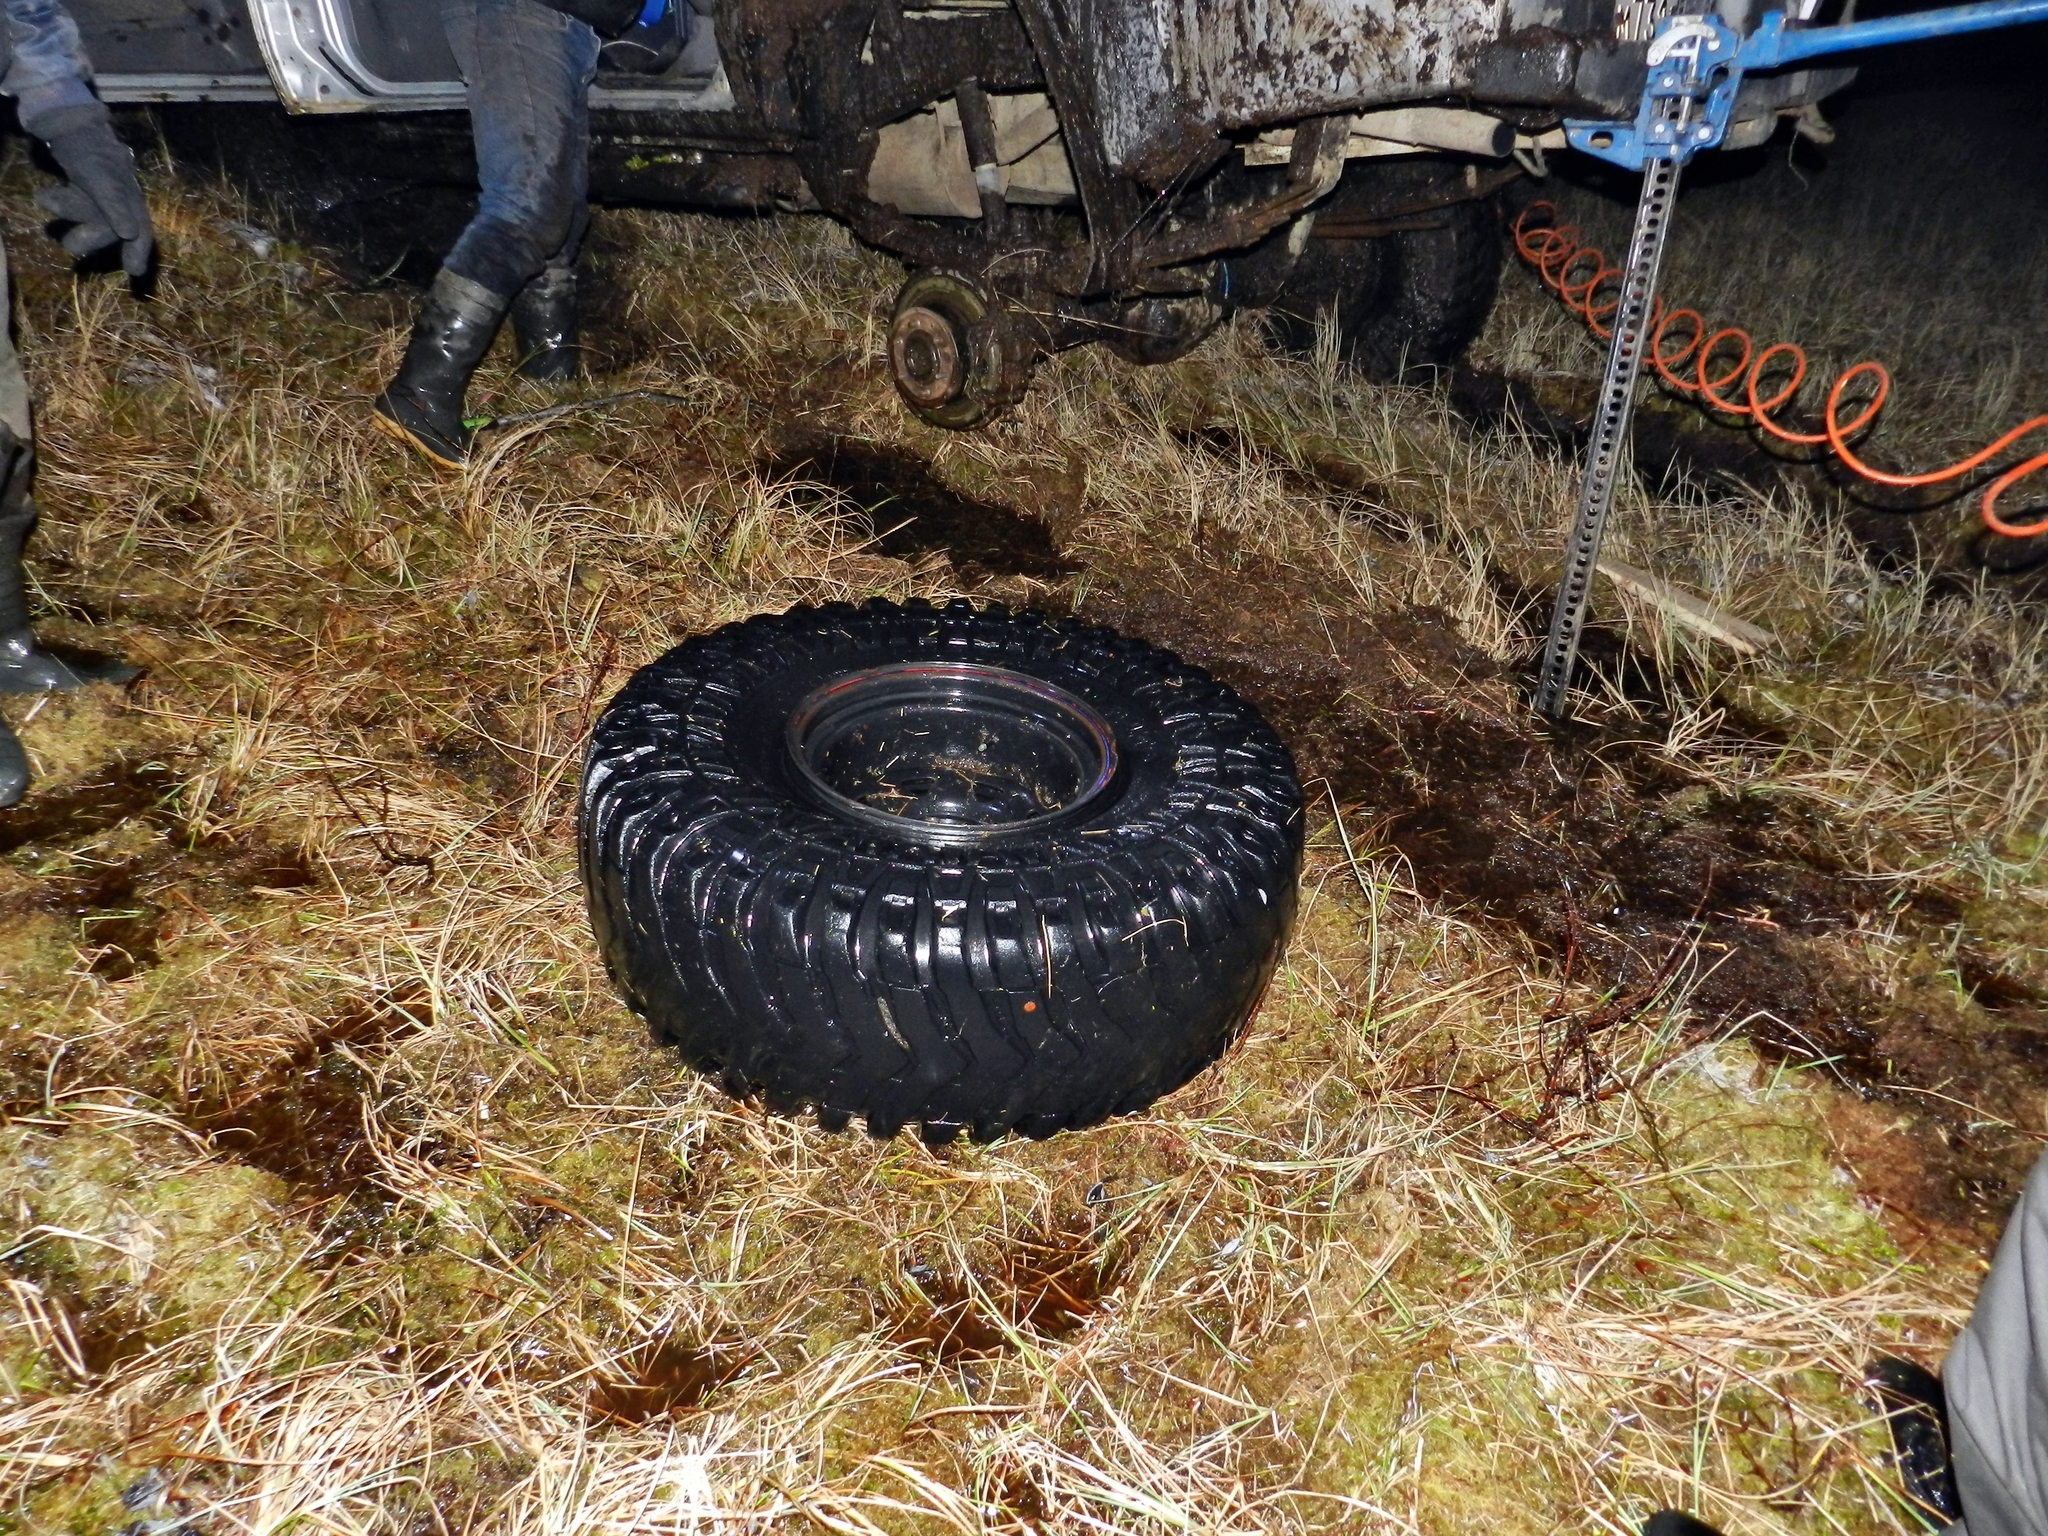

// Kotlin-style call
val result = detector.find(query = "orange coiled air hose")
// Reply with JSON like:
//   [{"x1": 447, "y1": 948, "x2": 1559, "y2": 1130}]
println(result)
[{"x1": 1511, "y1": 201, "x2": 2048, "y2": 538}]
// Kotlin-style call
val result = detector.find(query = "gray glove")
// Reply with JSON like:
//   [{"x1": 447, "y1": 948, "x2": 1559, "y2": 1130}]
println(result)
[{"x1": 32, "y1": 104, "x2": 154, "y2": 280}]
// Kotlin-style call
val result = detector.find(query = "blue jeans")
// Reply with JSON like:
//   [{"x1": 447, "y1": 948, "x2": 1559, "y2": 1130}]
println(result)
[{"x1": 439, "y1": 0, "x2": 601, "y2": 299}]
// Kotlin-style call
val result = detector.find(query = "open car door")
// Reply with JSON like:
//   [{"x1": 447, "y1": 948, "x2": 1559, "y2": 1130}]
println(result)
[{"x1": 68, "y1": 0, "x2": 730, "y2": 113}]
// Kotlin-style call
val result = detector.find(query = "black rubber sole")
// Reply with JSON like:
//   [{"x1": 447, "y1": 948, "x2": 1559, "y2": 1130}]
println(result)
[{"x1": 371, "y1": 392, "x2": 468, "y2": 471}]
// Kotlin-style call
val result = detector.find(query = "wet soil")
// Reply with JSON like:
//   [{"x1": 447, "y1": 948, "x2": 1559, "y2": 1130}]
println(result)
[
  {"x1": 188, "y1": 986, "x2": 433, "y2": 1196},
  {"x1": 0, "y1": 757, "x2": 316, "y2": 986},
  {"x1": 0, "y1": 759, "x2": 178, "y2": 855},
  {"x1": 894, "y1": 1221, "x2": 1122, "y2": 1362},
  {"x1": 590, "y1": 1332, "x2": 758, "y2": 1423},
  {"x1": 1072, "y1": 540, "x2": 2048, "y2": 1237},
  {"x1": 0, "y1": 757, "x2": 433, "y2": 1210},
  {"x1": 3, "y1": 1279, "x2": 154, "y2": 1383},
  {"x1": 767, "y1": 433, "x2": 1078, "y2": 584}
]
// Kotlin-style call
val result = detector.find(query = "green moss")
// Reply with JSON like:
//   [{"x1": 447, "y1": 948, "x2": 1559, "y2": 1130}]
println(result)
[
  {"x1": 1, "y1": 1124, "x2": 305, "y2": 1366},
  {"x1": 1284, "y1": 1045, "x2": 1911, "y2": 1533}
]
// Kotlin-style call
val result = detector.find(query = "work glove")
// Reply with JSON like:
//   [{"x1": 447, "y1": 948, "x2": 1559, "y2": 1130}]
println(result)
[
  {"x1": 537, "y1": 0, "x2": 669, "y2": 39},
  {"x1": 31, "y1": 104, "x2": 154, "y2": 281},
  {"x1": 600, "y1": 0, "x2": 685, "y2": 71}
]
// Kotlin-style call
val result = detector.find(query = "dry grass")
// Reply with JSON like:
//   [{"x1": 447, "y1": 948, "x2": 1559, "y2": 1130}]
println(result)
[{"x1": 2, "y1": 118, "x2": 2041, "y2": 1536}]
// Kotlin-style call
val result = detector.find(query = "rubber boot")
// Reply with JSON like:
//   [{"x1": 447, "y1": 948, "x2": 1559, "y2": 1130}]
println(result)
[
  {"x1": 371, "y1": 269, "x2": 511, "y2": 470},
  {"x1": 1642, "y1": 1515, "x2": 1722, "y2": 1536},
  {"x1": 0, "y1": 424, "x2": 136, "y2": 696},
  {"x1": 1870, "y1": 1356, "x2": 1962, "y2": 1520},
  {"x1": 0, "y1": 718, "x2": 24, "y2": 809},
  {"x1": 510, "y1": 265, "x2": 581, "y2": 383}
]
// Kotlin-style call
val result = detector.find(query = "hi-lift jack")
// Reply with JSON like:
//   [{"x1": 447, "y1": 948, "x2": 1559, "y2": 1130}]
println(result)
[{"x1": 1531, "y1": 0, "x2": 2048, "y2": 718}]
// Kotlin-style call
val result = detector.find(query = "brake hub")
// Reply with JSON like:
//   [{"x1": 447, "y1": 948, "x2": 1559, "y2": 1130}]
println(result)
[{"x1": 889, "y1": 305, "x2": 966, "y2": 410}]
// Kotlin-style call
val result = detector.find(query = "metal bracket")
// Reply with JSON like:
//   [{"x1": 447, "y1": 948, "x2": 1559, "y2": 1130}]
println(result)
[
  {"x1": 1563, "y1": 0, "x2": 2048, "y2": 173},
  {"x1": 1564, "y1": 12, "x2": 1738, "y2": 170}
]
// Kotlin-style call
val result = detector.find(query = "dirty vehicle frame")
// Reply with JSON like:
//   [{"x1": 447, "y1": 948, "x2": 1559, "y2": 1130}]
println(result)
[{"x1": 79, "y1": 0, "x2": 1848, "y2": 425}]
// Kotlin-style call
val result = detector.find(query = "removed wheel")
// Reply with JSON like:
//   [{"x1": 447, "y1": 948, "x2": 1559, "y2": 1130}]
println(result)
[
  {"x1": 580, "y1": 598, "x2": 1304, "y2": 1144},
  {"x1": 1271, "y1": 196, "x2": 1504, "y2": 381},
  {"x1": 888, "y1": 271, "x2": 1037, "y2": 429}
]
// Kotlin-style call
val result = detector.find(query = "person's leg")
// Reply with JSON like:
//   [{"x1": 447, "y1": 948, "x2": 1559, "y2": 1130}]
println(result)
[
  {"x1": 0, "y1": 231, "x2": 29, "y2": 451},
  {"x1": 0, "y1": 269, "x2": 25, "y2": 803},
  {"x1": 373, "y1": 0, "x2": 598, "y2": 465},
  {"x1": 0, "y1": 229, "x2": 37, "y2": 685},
  {"x1": 444, "y1": 0, "x2": 599, "y2": 300},
  {"x1": 0, "y1": 230, "x2": 131, "y2": 699},
  {"x1": 502, "y1": 17, "x2": 595, "y2": 384},
  {"x1": 1941, "y1": 1150, "x2": 2048, "y2": 1536},
  {"x1": 510, "y1": 201, "x2": 588, "y2": 382}
]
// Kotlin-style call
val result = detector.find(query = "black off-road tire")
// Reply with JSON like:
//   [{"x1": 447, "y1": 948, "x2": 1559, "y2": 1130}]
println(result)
[
  {"x1": 1272, "y1": 197, "x2": 1505, "y2": 382},
  {"x1": 579, "y1": 598, "x2": 1303, "y2": 1144}
]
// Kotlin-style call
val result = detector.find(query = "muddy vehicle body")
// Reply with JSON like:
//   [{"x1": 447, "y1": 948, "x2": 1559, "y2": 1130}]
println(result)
[{"x1": 77, "y1": 0, "x2": 1846, "y2": 424}]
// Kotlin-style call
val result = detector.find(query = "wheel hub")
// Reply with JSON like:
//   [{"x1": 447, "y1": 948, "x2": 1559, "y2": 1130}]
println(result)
[
  {"x1": 787, "y1": 662, "x2": 1119, "y2": 846},
  {"x1": 889, "y1": 305, "x2": 966, "y2": 409}
]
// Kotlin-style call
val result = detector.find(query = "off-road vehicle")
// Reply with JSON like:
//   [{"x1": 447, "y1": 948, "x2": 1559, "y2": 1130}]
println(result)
[{"x1": 70, "y1": 0, "x2": 1846, "y2": 424}]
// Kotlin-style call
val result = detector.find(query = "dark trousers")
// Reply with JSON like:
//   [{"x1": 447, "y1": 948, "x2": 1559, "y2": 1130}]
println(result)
[{"x1": 439, "y1": 0, "x2": 601, "y2": 300}]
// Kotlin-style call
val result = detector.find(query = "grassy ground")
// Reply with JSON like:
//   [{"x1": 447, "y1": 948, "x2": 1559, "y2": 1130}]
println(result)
[{"x1": 2, "y1": 106, "x2": 2044, "y2": 1534}]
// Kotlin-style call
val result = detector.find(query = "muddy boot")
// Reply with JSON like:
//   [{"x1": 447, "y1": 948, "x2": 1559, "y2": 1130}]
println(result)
[
  {"x1": 1642, "y1": 1515, "x2": 1722, "y2": 1536},
  {"x1": 511, "y1": 265, "x2": 581, "y2": 383},
  {"x1": 1870, "y1": 1356, "x2": 1961, "y2": 1520},
  {"x1": 0, "y1": 717, "x2": 24, "y2": 808},
  {"x1": 371, "y1": 269, "x2": 510, "y2": 470},
  {"x1": 0, "y1": 427, "x2": 137, "y2": 695}
]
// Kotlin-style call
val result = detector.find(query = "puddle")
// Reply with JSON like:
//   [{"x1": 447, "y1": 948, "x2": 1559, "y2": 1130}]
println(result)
[
  {"x1": 0, "y1": 761, "x2": 176, "y2": 854},
  {"x1": 766, "y1": 434, "x2": 1077, "y2": 583},
  {"x1": 1957, "y1": 952, "x2": 2042, "y2": 1011},
  {"x1": 71, "y1": 1296, "x2": 152, "y2": 1378},
  {"x1": 425, "y1": 735, "x2": 530, "y2": 808},
  {"x1": 9, "y1": 857, "x2": 163, "y2": 980},
  {"x1": 994, "y1": 1472, "x2": 1052, "y2": 1536},
  {"x1": 895, "y1": 1223, "x2": 1121, "y2": 1362},
  {"x1": 590, "y1": 1333, "x2": 757, "y2": 1424},
  {"x1": 191, "y1": 987, "x2": 432, "y2": 1196}
]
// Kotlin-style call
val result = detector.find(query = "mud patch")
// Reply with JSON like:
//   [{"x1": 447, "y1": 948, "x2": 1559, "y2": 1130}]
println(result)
[
  {"x1": 12, "y1": 858, "x2": 166, "y2": 980},
  {"x1": 15, "y1": 1282, "x2": 152, "y2": 1382},
  {"x1": 1079, "y1": 546, "x2": 2032, "y2": 1235},
  {"x1": 191, "y1": 987, "x2": 432, "y2": 1197},
  {"x1": 895, "y1": 1222, "x2": 1121, "y2": 1362},
  {"x1": 3, "y1": 812, "x2": 315, "y2": 988},
  {"x1": 0, "y1": 760, "x2": 176, "y2": 854},
  {"x1": 767, "y1": 434, "x2": 1077, "y2": 584},
  {"x1": 591, "y1": 1332, "x2": 758, "y2": 1424}
]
